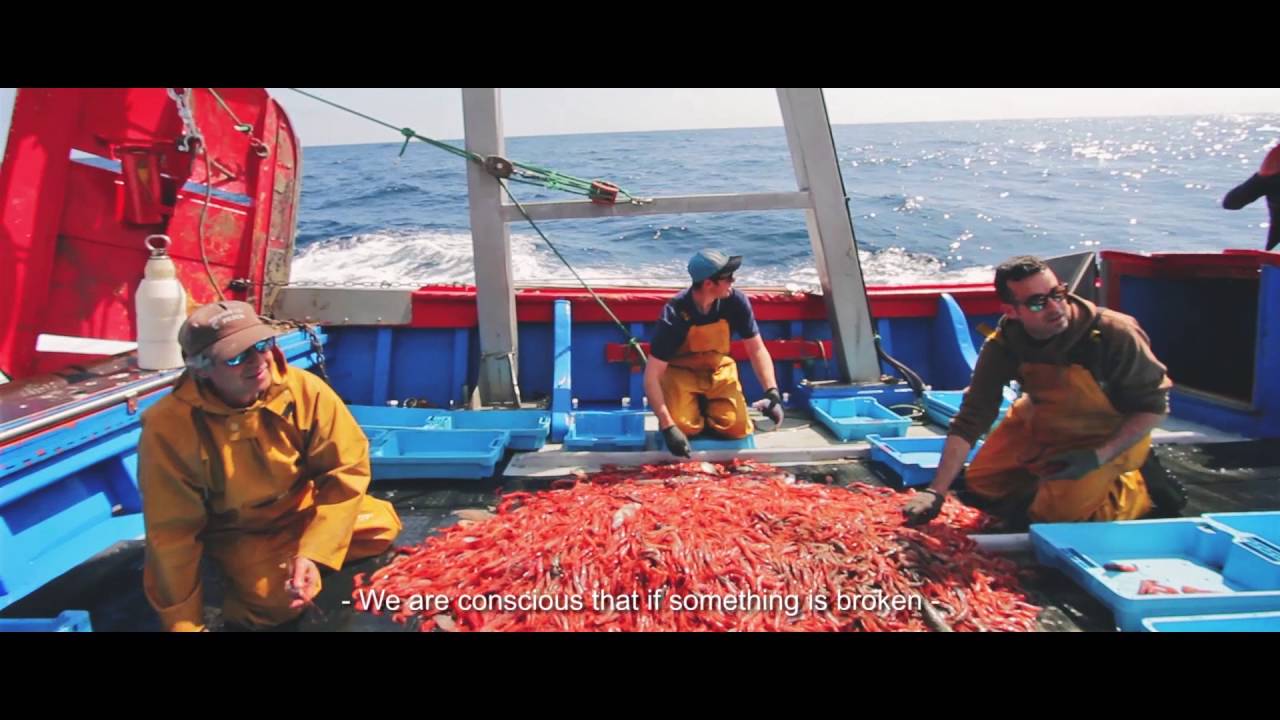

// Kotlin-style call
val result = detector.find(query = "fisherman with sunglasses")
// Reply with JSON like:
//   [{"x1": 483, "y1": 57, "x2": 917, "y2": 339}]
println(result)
[
  {"x1": 137, "y1": 301, "x2": 401, "y2": 631},
  {"x1": 645, "y1": 249, "x2": 785, "y2": 458},
  {"x1": 904, "y1": 255, "x2": 1184, "y2": 528}
]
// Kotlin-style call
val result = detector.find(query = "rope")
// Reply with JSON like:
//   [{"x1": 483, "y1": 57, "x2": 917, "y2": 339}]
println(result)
[
  {"x1": 205, "y1": 88, "x2": 252, "y2": 133},
  {"x1": 167, "y1": 88, "x2": 224, "y2": 301},
  {"x1": 198, "y1": 147, "x2": 225, "y2": 301},
  {"x1": 287, "y1": 88, "x2": 480, "y2": 163},
  {"x1": 499, "y1": 180, "x2": 648, "y2": 365},
  {"x1": 284, "y1": 88, "x2": 647, "y2": 202},
  {"x1": 286, "y1": 87, "x2": 649, "y2": 363}
]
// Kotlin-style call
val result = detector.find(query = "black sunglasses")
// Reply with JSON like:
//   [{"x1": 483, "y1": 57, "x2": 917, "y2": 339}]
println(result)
[
  {"x1": 710, "y1": 273, "x2": 735, "y2": 283},
  {"x1": 1014, "y1": 284, "x2": 1069, "y2": 313}
]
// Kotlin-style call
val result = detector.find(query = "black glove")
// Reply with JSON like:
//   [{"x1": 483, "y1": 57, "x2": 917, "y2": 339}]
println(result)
[
  {"x1": 661, "y1": 425, "x2": 691, "y2": 458},
  {"x1": 902, "y1": 488, "x2": 945, "y2": 525},
  {"x1": 752, "y1": 387, "x2": 785, "y2": 428},
  {"x1": 1035, "y1": 448, "x2": 1102, "y2": 482}
]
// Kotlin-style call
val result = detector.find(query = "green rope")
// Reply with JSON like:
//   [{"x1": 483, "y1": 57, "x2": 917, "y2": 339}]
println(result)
[
  {"x1": 288, "y1": 88, "x2": 481, "y2": 162},
  {"x1": 286, "y1": 87, "x2": 649, "y2": 364},
  {"x1": 285, "y1": 88, "x2": 645, "y2": 202}
]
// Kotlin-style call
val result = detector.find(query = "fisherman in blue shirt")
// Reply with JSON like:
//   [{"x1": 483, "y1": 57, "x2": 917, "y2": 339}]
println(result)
[{"x1": 644, "y1": 250, "x2": 784, "y2": 457}]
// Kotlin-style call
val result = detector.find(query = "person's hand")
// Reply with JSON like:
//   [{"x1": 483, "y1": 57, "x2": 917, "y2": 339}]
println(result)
[
  {"x1": 752, "y1": 387, "x2": 785, "y2": 428},
  {"x1": 902, "y1": 489, "x2": 945, "y2": 525},
  {"x1": 286, "y1": 556, "x2": 322, "y2": 609},
  {"x1": 661, "y1": 425, "x2": 691, "y2": 458},
  {"x1": 1035, "y1": 448, "x2": 1102, "y2": 482}
]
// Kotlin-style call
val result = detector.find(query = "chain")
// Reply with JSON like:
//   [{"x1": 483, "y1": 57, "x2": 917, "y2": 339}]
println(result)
[
  {"x1": 167, "y1": 87, "x2": 225, "y2": 300},
  {"x1": 166, "y1": 88, "x2": 204, "y2": 152},
  {"x1": 273, "y1": 318, "x2": 332, "y2": 383},
  {"x1": 257, "y1": 278, "x2": 444, "y2": 290},
  {"x1": 304, "y1": 324, "x2": 330, "y2": 383}
]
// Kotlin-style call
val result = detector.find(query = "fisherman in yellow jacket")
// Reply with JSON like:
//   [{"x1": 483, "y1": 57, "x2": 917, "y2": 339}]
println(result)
[
  {"x1": 138, "y1": 300, "x2": 401, "y2": 631},
  {"x1": 645, "y1": 250, "x2": 784, "y2": 457},
  {"x1": 903, "y1": 256, "x2": 1184, "y2": 528}
]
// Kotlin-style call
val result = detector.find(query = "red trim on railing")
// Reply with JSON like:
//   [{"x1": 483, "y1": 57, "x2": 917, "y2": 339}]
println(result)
[
  {"x1": 603, "y1": 338, "x2": 834, "y2": 366},
  {"x1": 409, "y1": 283, "x2": 1004, "y2": 329},
  {"x1": 1100, "y1": 250, "x2": 1273, "y2": 310}
]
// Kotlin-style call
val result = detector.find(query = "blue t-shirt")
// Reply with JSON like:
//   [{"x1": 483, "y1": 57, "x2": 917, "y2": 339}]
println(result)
[{"x1": 650, "y1": 288, "x2": 760, "y2": 362}]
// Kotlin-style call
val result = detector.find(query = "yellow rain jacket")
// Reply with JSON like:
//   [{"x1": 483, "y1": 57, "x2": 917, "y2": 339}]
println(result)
[
  {"x1": 138, "y1": 347, "x2": 401, "y2": 631},
  {"x1": 952, "y1": 295, "x2": 1171, "y2": 522}
]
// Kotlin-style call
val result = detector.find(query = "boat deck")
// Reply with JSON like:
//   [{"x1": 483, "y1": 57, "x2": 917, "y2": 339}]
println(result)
[{"x1": 3, "y1": 409, "x2": 1277, "y2": 632}]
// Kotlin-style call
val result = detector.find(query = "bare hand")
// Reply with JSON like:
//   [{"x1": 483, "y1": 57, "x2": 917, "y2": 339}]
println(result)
[{"x1": 286, "y1": 556, "x2": 322, "y2": 609}]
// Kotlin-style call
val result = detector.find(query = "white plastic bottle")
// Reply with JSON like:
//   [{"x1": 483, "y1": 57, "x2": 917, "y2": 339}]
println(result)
[{"x1": 135, "y1": 235, "x2": 188, "y2": 370}]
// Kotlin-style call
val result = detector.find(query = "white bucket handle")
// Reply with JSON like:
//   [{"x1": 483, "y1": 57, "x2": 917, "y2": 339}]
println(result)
[{"x1": 145, "y1": 234, "x2": 171, "y2": 254}]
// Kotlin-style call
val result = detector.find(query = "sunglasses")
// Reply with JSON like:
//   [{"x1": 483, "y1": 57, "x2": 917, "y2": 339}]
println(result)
[
  {"x1": 711, "y1": 273, "x2": 735, "y2": 284},
  {"x1": 1014, "y1": 284, "x2": 1069, "y2": 313},
  {"x1": 225, "y1": 337, "x2": 276, "y2": 367}
]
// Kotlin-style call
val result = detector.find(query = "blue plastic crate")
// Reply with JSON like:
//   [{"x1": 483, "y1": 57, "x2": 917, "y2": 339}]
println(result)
[
  {"x1": 865, "y1": 434, "x2": 983, "y2": 487},
  {"x1": 348, "y1": 405, "x2": 452, "y2": 430},
  {"x1": 1031, "y1": 518, "x2": 1280, "y2": 631},
  {"x1": 795, "y1": 382, "x2": 917, "y2": 407},
  {"x1": 922, "y1": 387, "x2": 1017, "y2": 432},
  {"x1": 1141, "y1": 611, "x2": 1280, "y2": 632},
  {"x1": 369, "y1": 429, "x2": 509, "y2": 480},
  {"x1": 689, "y1": 434, "x2": 757, "y2": 451},
  {"x1": 1205, "y1": 512, "x2": 1280, "y2": 546},
  {"x1": 809, "y1": 397, "x2": 910, "y2": 442},
  {"x1": 0, "y1": 610, "x2": 93, "y2": 632},
  {"x1": 351, "y1": 406, "x2": 549, "y2": 452},
  {"x1": 564, "y1": 412, "x2": 648, "y2": 451},
  {"x1": 449, "y1": 410, "x2": 550, "y2": 451},
  {"x1": 643, "y1": 431, "x2": 758, "y2": 452}
]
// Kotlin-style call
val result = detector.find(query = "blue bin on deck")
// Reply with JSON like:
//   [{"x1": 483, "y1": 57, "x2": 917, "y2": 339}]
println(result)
[
  {"x1": 348, "y1": 405, "x2": 451, "y2": 430},
  {"x1": 866, "y1": 435, "x2": 983, "y2": 487},
  {"x1": 1031, "y1": 517, "x2": 1280, "y2": 631},
  {"x1": 809, "y1": 397, "x2": 910, "y2": 441},
  {"x1": 1142, "y1": 611, "x2": 1280, "y2": 632},
  {"x1": 922, "y1": 387, "x2": 1017, "y2": 433},
  {"x1": 0, "y1": 610, "x2": 93, "y2": 632},
  {"x1": 1205, "y1": 512, "x2": 1280, "y2": 546},
  {"x1": 450, "y1": 410, "x2": 550, "y2": 451},
  {"x1": 564, "y1": 412, "x2": 648, "y2": 451},
  {"x1": 349, "y1": 405, "x2": 549, "y2": 452},
  {"x1": 689, "y1": 434, "x2": 757, "y2": 451},
  {"x1": 369, "y1": 429, "x2": 509, "y2": 480}
]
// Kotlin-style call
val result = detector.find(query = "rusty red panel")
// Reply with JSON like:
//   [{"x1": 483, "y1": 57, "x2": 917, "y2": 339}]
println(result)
[
  {"x1": 71, "y1": 88, "x2": 272, "y2": 198},
  {"x1": 1, "y1": 88, "x2": 299, "y2": 381},
  {"x1": 259, "y1": 103, "x2": 300, "y2": 312},
  {"x1": 62, "y1": 162, "x2": 251, "y2": 260},
  {"x1": 0, "y1": 89, "x2": 81, "y2": 379},
  {"x1": 246, "y1": 101, "x2": 281, "y2": 307}
]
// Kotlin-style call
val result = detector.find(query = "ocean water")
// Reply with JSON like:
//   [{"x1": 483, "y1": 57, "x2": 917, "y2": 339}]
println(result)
[{"x1": 290, "y1": 114, "x2": 1280, "y2": 289}]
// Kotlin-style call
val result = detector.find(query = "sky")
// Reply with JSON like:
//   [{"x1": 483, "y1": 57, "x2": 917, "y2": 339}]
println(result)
[{"x1": 267, "y1": 88, "x2": 1280, "y2": 147}]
